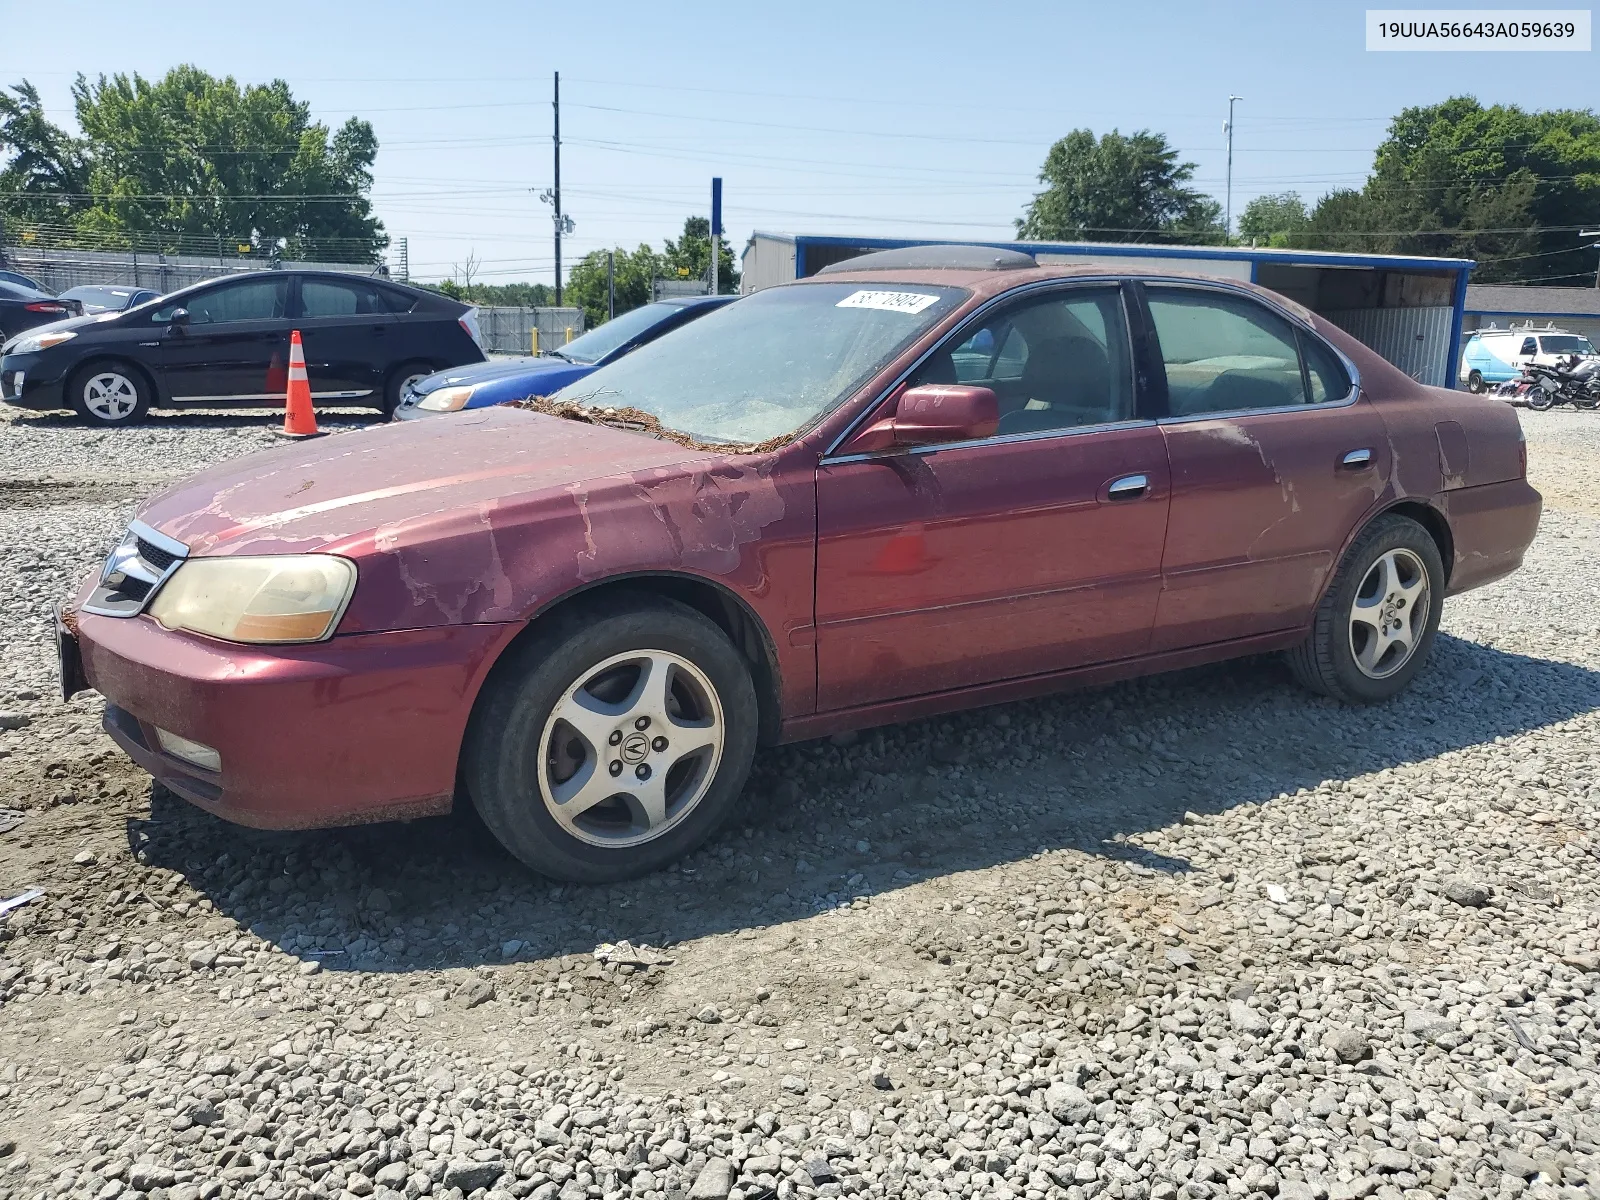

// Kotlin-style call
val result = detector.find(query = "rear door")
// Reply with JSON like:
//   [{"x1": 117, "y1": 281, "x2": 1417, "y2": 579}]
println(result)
[
  {"x1": 290, "y1": 275, "x2": 398, "y2": 402},
  {"x1": 1141, "y1": 283, "x2": 1390, "y2": 650},
  {"x1": 145, "y1": 276, "x2": 292, "y2": 401},
  {"x1": 814, "y1": 282, "x2": 1171, "y2": 709}
]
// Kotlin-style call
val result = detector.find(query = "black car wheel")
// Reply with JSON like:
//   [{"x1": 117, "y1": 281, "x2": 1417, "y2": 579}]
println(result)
[
  {"x1": 68, "y1": 361, "x2": 150, "y2": 426},
  {"x1": 466, "y1": 592, "x2": 759, "y2": 882},
  {"x1": 1285, "y1": 514, "x2": 1444, "y2": 704},
  {"x1": 1466, "y1": 370, "x2": 1485, "y2": 394},
  {"x1": 382, "y1": 360, "x2": 434, "y2": 418}
]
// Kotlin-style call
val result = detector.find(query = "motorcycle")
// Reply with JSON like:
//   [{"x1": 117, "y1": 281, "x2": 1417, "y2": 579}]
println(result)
[{"x1": 1525, "y1": 355, "x2": 1600, "y2": 411}]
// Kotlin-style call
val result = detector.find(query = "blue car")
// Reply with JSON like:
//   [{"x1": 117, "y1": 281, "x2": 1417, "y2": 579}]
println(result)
[{"x1": 393, "y1": 294, "x2": 736, "y2": 419}]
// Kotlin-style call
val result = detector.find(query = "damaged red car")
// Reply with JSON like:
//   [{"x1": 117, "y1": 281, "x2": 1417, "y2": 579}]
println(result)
[{"x1": 59, "y1": 245, "x2": 1541, "y2": 882}]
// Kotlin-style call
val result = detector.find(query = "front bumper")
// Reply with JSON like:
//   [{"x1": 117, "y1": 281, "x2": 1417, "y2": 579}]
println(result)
[
  {"x1": 67, "y1": 603, "x2": 520, "y2": 829},
  {"x1": 0, "y1": 350, "x2": 66, "y2": 410}
]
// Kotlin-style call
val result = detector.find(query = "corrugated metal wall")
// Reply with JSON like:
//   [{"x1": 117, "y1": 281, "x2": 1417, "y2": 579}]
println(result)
[
  {"x1": 1322, "y1": 305, "x2": 1456, "y2": 387},
  {"x1": 1034, "y1": 252, "x2": 1253, "y2": 280},
  {"x1": 740, "y1": 235, "x2": 796, "y2": 294}
]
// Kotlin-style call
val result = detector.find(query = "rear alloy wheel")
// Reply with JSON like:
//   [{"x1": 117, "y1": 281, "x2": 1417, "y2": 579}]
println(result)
[
  {"x1": 70, "y1": 362, "x2": 150, "y2": 426},
  {"x1": 1286, "y1": 514, "x2": 1444, "y2": 703},
  {"x1": 1466, "y1": 370, "x2": 1485, "y2": 394},
  {"x1": 466, "y1": 593, "x2": 758, "y2": 881}
]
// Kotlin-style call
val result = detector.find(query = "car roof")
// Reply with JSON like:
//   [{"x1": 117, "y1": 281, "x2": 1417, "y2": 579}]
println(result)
[
  {"x1": 658, "y1": 294, "x2": 738, "y2": 309},
  {"x1": 799, "y1": 262, "x2": 1320, "y2": 321}
]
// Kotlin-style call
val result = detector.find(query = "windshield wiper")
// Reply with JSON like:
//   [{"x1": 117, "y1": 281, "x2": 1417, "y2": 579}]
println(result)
[{"x1": 542, "y1": 348, "x2": 575, "y2": 362}]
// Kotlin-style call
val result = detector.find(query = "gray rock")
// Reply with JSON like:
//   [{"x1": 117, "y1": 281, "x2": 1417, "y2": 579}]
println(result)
[
  {"x1": 1499, "y1": 1150, "x2": 1541, "y2": 1179},
  {"x1": 129, "y1": 1163, "x2": 177, "y2": 1190},
  {"x1": 1044, "y1": 1082, "x2": 1094, "y2": 1124},
  {"x1": 457, "y1": 979, "x2": 495, "y2": 1009},
  {"x1": 688, "y1": 1157, "x2": 734, "y2": 1199},
  {"x1": 1322, "y1": 1027, "x2": 1371, "y2": 1063},
  {"x1": 1228, "y1": 1000, "x2": 1270, "y2": 1036},
  {"x1": 1442, "y1": 876, "x2": 1490, "y2": 907},
  {"x1": 442, "y1": 1159, "x2": 506, "y2": 1192}
]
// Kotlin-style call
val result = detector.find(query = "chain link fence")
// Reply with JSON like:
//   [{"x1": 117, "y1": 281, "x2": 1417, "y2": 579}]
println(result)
[{"x1": 1, "y1": 246, "x2": 386, "y2": 293}]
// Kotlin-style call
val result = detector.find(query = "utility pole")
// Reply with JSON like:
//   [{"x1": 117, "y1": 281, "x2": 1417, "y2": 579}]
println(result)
[
  {"x1": 607, "y1": 250, "x2": 615, "y2": 320},
  {"x1": 1584, "y1": 229, "x2": 1600, "y2": 288},
  {"x1": 710, "y1": 177, "x2": 722, "y2": 296},
  {"x1": 1224, "y1": 95, "x2": 1243, "y2": 243},
  {"x1": 553, "y1": 72, "x2": 563, "y2": 307}
]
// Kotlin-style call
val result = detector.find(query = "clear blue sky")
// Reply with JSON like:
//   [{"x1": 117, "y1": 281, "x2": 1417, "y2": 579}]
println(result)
[{"x1": 7, "y1": 0, "x2": 1596, "y2": 285}]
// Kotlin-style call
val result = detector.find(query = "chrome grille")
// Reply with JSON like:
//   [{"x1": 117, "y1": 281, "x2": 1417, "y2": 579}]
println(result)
[
  {"x1": 135, "y1": 537, "x2": 180, "y2": 571},
  {"x1": 81, "y1": 521, "x2": 189, "y2": 618}
]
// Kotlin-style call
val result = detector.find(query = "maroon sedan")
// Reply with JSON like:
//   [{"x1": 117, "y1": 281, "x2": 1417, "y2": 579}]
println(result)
[{"x1": 59, "y1": 246, "x2": 1541, "y2": 882}]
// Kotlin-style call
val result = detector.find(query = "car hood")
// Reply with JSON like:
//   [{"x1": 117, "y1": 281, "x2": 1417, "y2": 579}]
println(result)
[
  {"x1": 412, "y1": 354, "x2": 588, "y2": 394},
  {"x1": 136, "y1": 405, "x2": 723, "y2": 557}
]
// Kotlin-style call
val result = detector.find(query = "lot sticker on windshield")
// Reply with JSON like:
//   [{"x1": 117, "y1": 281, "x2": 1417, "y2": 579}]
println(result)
[{"x1": 835, "y1": 290, "x2": 941, "y2": 315}]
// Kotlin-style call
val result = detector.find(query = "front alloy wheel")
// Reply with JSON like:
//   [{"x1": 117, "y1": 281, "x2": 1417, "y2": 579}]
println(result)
[
  {"x1": 72, "y1": 363, "x2": 150, "y2": 425},
  {"x1": 540, "y1": 650, "x2": 724, "y2": 848},
  {"x1": 467, "y1": 592, "x2": 758, "y2": 882}
]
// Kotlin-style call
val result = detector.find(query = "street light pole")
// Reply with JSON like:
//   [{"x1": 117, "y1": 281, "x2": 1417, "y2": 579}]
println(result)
[
  {"x1": 1583, "y1": 229, "x2": 1600, "y2": 288},
  {"x1": 1225, "y1": 95, "x2": 1244, "y2": 243}
]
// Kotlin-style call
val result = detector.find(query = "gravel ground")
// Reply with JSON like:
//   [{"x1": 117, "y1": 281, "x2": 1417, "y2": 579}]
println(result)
[{"x1": 2, "y1": 403, "x2": 1599, "y2": 1200}]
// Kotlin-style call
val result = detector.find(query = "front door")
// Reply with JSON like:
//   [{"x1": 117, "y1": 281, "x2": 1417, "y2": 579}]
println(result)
[
  {"x1": 814, "y1": 283, "x2": 1171, "y2": 711},
  {"x1": 147, "y1": 276, "x2": 292, "y2": 402},
  {"x1": 292, "y1": 275, "x2": 398, "y2": 402},
  {"x1": 1141, "y1": 283, "x2": 1391, "y2": 650}
]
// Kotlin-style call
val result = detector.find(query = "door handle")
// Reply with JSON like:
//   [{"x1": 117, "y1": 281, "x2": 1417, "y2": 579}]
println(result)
[
  {"x1": 1106, "y1": 473, "x2": 1149, "y2": 500},
  {"x1": 1340, "y1": 448, "x2": 1373, "y2": 469}
]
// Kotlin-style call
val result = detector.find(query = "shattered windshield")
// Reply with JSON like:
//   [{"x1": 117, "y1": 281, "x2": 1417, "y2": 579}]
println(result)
[{"x1": 548, "y1": 282, "x2": 967, "y2": 444}]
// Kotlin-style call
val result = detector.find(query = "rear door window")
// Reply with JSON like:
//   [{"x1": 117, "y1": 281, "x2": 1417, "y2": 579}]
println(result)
[
  {"x1": 298, "y1": 278, "x2": 392, "y2": 318},
  {"x1": 1146, "y1": 287, "x2": 1349, "y2": 415}
]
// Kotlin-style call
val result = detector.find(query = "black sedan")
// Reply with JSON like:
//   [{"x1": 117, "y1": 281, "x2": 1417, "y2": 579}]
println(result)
[
  {"x1": 0, "y1": 270, "x2": 486, "y2": 426},
  {"x1": 0, "y1": 280, "x2": 82, "y2": 341},
  {"x1": 58, "y1": 284, "x2": 162, "y2": 313}
]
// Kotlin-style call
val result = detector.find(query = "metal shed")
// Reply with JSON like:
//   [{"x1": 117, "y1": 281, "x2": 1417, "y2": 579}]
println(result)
[
  {"x1": 1463, "y1": 284, "x2": 1600, "y2": 349},
  {"x1": 742, "y1": 232, "x2": 1475, "y2": 389}
]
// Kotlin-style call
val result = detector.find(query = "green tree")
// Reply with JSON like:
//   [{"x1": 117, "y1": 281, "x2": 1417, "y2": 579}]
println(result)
[
  {"x1": 1238, "y1": 192, "x2": 1310, "y2": 246},
  {"x1": 0, "y1": 82, "x2": 90, "y2": 227},
  {"x1": 660, "y1": 216, "x2": 740, "y2": 292},
  {"x1": 1017, "y1": 129, "x2": 1222, "y2": 243},
  {"x1": 565, "y1": 244, "x2": 662, "y2": 328},
  {"x1": 0, "y1": 67, "x2": 386, "y2": 262},
  {"x1": 1291, "y1": 97, "x2": 1600, "y2": 284}
]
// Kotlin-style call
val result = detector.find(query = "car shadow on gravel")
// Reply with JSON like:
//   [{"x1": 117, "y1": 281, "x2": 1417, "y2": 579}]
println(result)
[{"x1": 125, "y1": 631, "x2": 1600, "y2": 976}]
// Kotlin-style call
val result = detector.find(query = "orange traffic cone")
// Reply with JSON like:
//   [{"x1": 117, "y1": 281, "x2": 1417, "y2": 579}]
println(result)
[{"x1": 277, "y1": 330, "x2": 323, "y2": 439}]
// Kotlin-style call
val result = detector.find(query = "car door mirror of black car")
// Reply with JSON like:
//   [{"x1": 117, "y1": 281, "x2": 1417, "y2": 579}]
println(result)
[{"x1": 166, "y1": 307, "x2": 190, "y2": 331}]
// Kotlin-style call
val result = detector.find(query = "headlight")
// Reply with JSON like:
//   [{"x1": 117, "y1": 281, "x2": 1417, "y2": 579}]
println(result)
[
  {"x1": 9, "y1": 329, "x2": 77, "y2": 355},
  {"x1": 416, "y1": 384, "x2": 476, "y2": 412},
  {"x1": 148, "y1": 555, "x2": 357, "y2": 644}
]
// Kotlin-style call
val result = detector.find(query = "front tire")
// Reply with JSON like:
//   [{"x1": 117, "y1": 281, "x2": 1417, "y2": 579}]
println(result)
[
  {"x1": 1286, "y1": 514, "x2": 1444, "y2": 704},
  {"x1": 382, "y1": 360, "x2": 434, "y2": 419},
  {"x1": 68, "y1": 361, "x2": 150, "y2": 426},
  {"x1": 465, "y1": 593, "x2": 759, "y2": 882}
]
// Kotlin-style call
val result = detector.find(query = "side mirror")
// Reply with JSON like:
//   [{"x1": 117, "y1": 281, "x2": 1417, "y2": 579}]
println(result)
[
  {"x1": 845, "y1": 384, "x2": 999, "y2": 454},
  {"x1": 166, "y1": 307, "x2": 190, "y2": 331}
]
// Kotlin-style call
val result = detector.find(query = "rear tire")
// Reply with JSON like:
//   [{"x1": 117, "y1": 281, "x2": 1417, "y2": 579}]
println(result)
[
  {"x1": 1528, "y1": 387, "x2": 1555, "y2": 411},
  {"x1": 382, "y1": 360, "x2": 434, "y2": 419},
  {"x1": 68, "y1": 360, "x2": 150, "y2": 426},
  {"x1": 1286, "y1": 514, "x2": 1444, "y2": 704},
  {"x1": 1466, "y1": 370, "x2": 1485, "y2": 394},
  {"x1": 465, "y1": 592, "x2": 759, "y2": 882}
]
